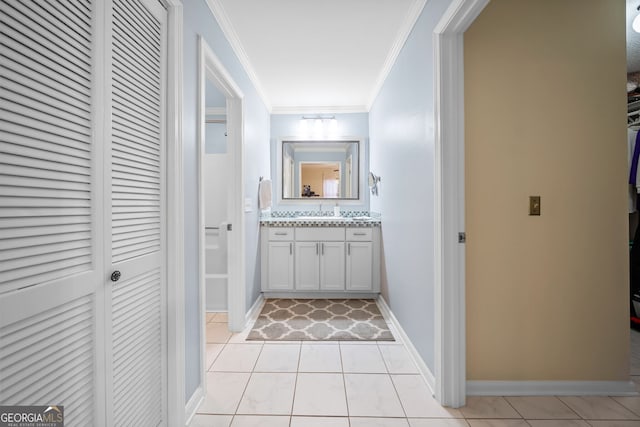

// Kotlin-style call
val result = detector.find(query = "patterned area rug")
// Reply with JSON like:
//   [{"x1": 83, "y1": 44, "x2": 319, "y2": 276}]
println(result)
[{"x1": 247, "y1": 299, "x2": 395, "y2": 341}]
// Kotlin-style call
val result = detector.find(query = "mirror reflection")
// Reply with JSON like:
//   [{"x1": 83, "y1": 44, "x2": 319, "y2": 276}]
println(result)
[{"x1": 282, "y1": 140, "x2": 359, "y2": 199}]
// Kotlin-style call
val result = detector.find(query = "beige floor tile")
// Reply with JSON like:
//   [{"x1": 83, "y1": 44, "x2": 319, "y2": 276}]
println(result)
[
  {"x1": 465, "y1": 421, "x2": 528, "y2": 427},
  {"x1": 254, "y1": 343, "x2": 300, "y2": 372},
  {"x1": 229, "y1": 415, "x2": 289, "y2": 427},
  {"x1": 206, "y1": 343, "x2": 225, "y2": 371},
  {"x1": 344, "y1": 373, "x2": 405, "y2": 417},
  {"x1": 292, "y1": 373, "x2": 348, "y2": 416},
  {"x1": 213, "y1": 312, "x2": 229, "y2": 323},
  {"x1": 206, "y1": 313, "x2": 217, "y2": 323},
  {"x1": 207, "y1": 322, "x2": 233, "y2": 343},
  {"x1": 228, "y1": 330, "x2": 262, "y2": 344},
  {"x1": 587, "y1": 422, "x2": 640, "y2": 427},
  {"x1": 198, "y1": 372, "x2": 250, "y2": 414},
  {"x1": 408, "y1": 420, "x2": 470, "y2": 427},
  {"x1": 459, "y1": 397, "x2": 521, "y2": 419},
  {"x1": 340, "y1": 343, "x2": 387, "y2": 373},
  {"x1": 290, "y1": 417, "x2": 349, "y2": 427},
  {"x1": 350, "y1": 417, "x2": 409, "y2": 426},
  {"x1": 190, "y1": 414, "x2": 233, "y2": 427},
  {"x1": 236, "y1": 373, "x2": 297, "y2": 415},
  {"x1": 559, "y1": 396, "x2": 639, "y2": 420},
  {"x1": 613, "y1": 396, "x2": 640, "y2": 417},
  {"x1": 526, "y1": 421, "x2": 590, "y2": 427},
  {"x1": 379, "y1": 345, "x2": 419, "y2": 374},
  {"x1": 210, "y1": 344, "x2": 263, "y2": 372},
  {"x1": 505, "y1": 396, "x2": 578, "y2": 419},
  {"x1": 391, "y1": 375, "x2": 462, "y2": 418},
  {"x1": 298, "y1": 344, "x2": 342, "y2": 372}
]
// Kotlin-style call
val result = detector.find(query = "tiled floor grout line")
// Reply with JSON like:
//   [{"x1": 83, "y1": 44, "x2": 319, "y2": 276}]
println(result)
[{"x1": 337, "y1": 342, "x2": 353, "y2": 427}]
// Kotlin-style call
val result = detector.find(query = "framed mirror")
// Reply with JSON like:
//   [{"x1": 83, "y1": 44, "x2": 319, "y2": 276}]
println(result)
[{"x1": 279, "y1": 139, "x2": 361, "y2": 200}]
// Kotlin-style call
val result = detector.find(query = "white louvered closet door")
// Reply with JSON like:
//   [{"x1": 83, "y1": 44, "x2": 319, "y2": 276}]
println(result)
[
  {"x1": 0, "y1": 0, "x2": 168, "y2": 425},
  {"x1": 0, "y1": 1, "x2": 101, "y2": 426},
  {"x1": 107, "y1": 0, "x2": 167, "y2": 426}
]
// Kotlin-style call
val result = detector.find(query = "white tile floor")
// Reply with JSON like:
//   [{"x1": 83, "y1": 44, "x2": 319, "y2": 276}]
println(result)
[{"x1": 192, "y1": 312, "x2": 640, "y2": 427}]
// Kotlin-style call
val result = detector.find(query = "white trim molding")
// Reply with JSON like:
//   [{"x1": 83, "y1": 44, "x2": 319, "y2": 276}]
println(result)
[
  {"x1": 245, "y1": 293, "x2": 265, "y2": 327},
  {"x1": 184, "y1": 386, "x2": 205, "y2": 426},
  {"x1": 433, "y1": 0, "x2": 489, "y2": 408},
  {"x1": 377, "y1": 297, "x2": 436, "y2": 392},
  {"x1": 367, "y1": 0, "x2": 428, "y2": 110},
  {"x1": 203, "y1": 0, "x2": 271, "y2": 111},
  {"x1": 205, "y1": 107, "x2": 226, "y2": 116},
  {"x1": 163, "y1": 0, "x2": 185, "y2": 426},
  {"x1": 467, "y1": 381, "x2": 639, "y2": 397}
]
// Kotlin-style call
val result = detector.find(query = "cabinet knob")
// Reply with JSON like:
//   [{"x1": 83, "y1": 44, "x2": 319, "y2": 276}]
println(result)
[{"x1": 110, "y1": 270, "x2": 121, "y2": 282}]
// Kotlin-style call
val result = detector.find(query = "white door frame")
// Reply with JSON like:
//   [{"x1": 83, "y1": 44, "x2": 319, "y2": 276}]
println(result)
[
  {"x1": 163, "y1": 1, "x2": 185, "y2": 426},
  {"x1": 433, "y1": 0, "x2": 489, "y2": 408},
  {"x1": 197, "y1": 35, "x2": 246, "y2": 393}
]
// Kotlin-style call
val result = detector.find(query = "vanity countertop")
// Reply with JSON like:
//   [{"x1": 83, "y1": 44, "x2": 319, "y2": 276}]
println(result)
[{"x1": 260, "y1": 212, "x2": 381, "y2": 228}]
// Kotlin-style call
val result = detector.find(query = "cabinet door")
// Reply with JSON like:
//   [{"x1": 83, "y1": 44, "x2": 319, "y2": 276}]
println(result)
[
  {"x1": 295, "y1": 242, "x2": 320, "y2": 290},
  {"x1": 320, "y1": 242, "x2": 345, "y2": 290},
  {"x1": 346, "y1": 242, "x2": 373, "y2": 291},
  {"x1": 268, "y1": 242, "x2": 294, "y2": 290}
]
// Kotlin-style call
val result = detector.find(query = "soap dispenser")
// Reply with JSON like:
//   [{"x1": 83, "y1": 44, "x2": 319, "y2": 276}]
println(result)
[{"x1": 333, "y1": 203, "x2": 340, "y2": 217}]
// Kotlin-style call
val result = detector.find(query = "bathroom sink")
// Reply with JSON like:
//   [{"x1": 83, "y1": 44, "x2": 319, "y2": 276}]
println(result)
[{"x1": 295, "y1": 216, "x2": 349, "y2": 221}]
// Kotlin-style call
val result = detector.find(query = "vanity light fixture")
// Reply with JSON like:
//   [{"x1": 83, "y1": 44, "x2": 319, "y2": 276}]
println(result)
[
  {"x1": 634, "y1": 4, "x2": 640, "y2": 33},
  {"x1": 299, "y1": 115, "x2": 338, "y2": 137}
]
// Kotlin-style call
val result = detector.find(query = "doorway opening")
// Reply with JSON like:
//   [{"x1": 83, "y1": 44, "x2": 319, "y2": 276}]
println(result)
[{"x1": 197, "y1": 36, "x2": 246, "y2": 396}]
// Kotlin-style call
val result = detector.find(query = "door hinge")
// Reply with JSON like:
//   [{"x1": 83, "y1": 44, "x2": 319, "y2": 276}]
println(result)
[{"x1": 458, "y1": 232, "x2": 466, "y2": 243}]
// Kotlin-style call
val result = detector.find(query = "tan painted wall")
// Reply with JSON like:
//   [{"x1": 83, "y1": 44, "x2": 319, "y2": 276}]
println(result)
[{"x1": 465, "y1": 0, "x2": 629, "y2": 381}]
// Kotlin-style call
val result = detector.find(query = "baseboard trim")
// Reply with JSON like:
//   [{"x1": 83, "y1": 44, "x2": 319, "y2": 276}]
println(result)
[
  {"x1": 245, "y1": 293, "x2": 265, "y2": 328},
  {"x1": 184, "y1": 385, "x2": 205, "y2": 426},
  {"x1": 262, "y1": 292, "x2": 379, "y2": 299},
  {"x1": 467, "y1": 380, "x2": 638, "y2": 396},
  {"x1": 376, "y1": 296, "x2": 436, "y2": 392}
]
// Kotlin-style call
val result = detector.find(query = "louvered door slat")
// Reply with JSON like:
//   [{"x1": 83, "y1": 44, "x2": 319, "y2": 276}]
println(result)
[
  {"x1": 46, "y1": 0, "x2": 92, "y2": 26},
  {"x1": 2, "y1": 84, "x2": 91, "y2": 122},
  {"x1": 23, "y1": 1, "x2": 92, "y2": 49},
  {"x1": 113, "y1": 98, "x2": 160, "y2": 134},
  {"x1": 2, "y1": 3, "x2": 91, "y2": 69},
  {"x1": 112, "y1": 71, "x2": 160, "y2": 113},
  {"x1": 1, "y1": 175, "x2": 90, "y2": 192},
  {"x1": 1, "y1": 63, "x2": 91, "y2": 107},
  {"x1": 3, "y1": 90, "x2": 91, "y2": 129},
  {"x1": 0, "y1": 231, "x2": 90, "y2": 251},
  {"x1": 0, "y1": 28, "x2": 90, "y2": 90}
]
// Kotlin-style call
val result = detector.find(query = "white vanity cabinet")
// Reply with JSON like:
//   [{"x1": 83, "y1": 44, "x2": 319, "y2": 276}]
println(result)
[
  {"x1": 261, "y1": 224, "x2": 380, "y2": 296},
  {"x1": 265, "y1": 228, "x2": 294, "y2": 290},
  {"x1": 346, "y1": 229, "x2": 373, "y2": 291},
  {"x1": 295, "y1": 228, "x2": 345, "y2": 291}
]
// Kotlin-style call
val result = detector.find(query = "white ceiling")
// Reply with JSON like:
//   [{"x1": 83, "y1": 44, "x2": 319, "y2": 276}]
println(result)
[
  {"x1": 207, "y1": 0, "x2": 640, "y2": 112},
  {"x1": 211, "y1": 0, "x2": 423, "y2": 112},
  {"x1": 627, "y1": 0, "x2": 640, "y2": 73}
]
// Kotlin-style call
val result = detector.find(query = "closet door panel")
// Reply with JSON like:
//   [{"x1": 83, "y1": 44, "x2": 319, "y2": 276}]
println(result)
[
  {"x1": 108, "y1": 0, "x2": 167, "y2": 425},
  {"x1": 0, "y1": 1, "x2": 100, "y2": 426}
]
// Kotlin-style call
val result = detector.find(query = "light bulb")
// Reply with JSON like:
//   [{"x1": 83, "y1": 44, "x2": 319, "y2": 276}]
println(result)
[{"x1": 634, "y1": 12, "x2": 640, "y2": 33}]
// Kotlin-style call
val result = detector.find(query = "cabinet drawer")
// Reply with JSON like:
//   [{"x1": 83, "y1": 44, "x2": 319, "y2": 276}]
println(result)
[
  {"x1": 346, "y1": 228, "x2": 372, "y2": 241},
  {"x1": 268, "y1": 227, "x2": 294, "y2": 240},
  {"x1": 295, "y1": 227, "x2": 345, "y2": 241}
]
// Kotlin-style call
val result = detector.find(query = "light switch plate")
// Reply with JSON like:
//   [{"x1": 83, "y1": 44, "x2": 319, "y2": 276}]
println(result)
[{"x1": 529, "y1": 196, "x2": 541, "y2": 216}]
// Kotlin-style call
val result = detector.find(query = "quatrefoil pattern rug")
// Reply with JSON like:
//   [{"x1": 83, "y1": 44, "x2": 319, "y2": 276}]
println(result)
[{"x1": 247, "y1": 299, "x2": 395, "y2": 341}]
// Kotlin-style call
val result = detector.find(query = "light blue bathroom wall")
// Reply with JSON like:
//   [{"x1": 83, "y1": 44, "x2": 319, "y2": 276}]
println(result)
[
  {"x1": 206, "y1": 79, "x2": 225, "y2": 108},
  {"x1": 270, "y1": 113, "x2": 370, "y2": 212},
  {"x1": 368, "y1": 0, "x2": 453, "y2": 373},
  {"x1": 183, "y1": 0, "x2": 271, "y2": 403}
]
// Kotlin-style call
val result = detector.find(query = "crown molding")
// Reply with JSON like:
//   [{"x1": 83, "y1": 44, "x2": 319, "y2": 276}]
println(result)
[
  {"x1": 367, "y1": 0, "x2": 428, "y2": 110},
  {"x1": 271, "y1": 105, "x2": 369, "y2": 115},
  {"x1": 204, "y1": 0, "x2": 272, "y2": 111}
]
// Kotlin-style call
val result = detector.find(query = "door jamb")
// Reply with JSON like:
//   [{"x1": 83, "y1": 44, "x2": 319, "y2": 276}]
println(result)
[
  {"x1": 197, "y1": 35, "x2": 246, "y2": 404},
  {"x1": 433, "y1": 0, "x2": 489, "y2": 408}
]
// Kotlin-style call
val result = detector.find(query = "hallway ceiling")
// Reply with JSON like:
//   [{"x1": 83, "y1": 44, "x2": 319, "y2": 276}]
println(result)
[
  {"x1": 207, "y1": 0, "x2": 640, "y2": 111},
  {"x1": 210, "y1": 0, "x2": 423, "y2": 112}
]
